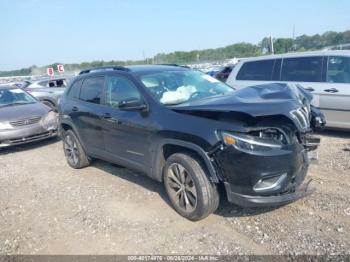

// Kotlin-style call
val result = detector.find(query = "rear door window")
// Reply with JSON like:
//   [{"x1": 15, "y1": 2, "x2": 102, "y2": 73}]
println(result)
[
  {"x1": 327, "y1": 56, "x2": 350, "y2": 83},
  {"x1": 236, "y1": 59, "x2": 275, "y2": 81},
  {"x1": 80, "y1": 77, "x2": 104, "y2": 104},
  {"x1": 281, "y1": 56, "x2": 323, "y2": 82}
]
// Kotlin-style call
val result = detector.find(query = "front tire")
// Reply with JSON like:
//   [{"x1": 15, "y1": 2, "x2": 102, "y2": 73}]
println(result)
[
  {"x1": 62, "y1": 130, "x2": 90, "y2": 169},
  {"x1": 164, "y1": 153, "x2": 219, "y2": 221}
]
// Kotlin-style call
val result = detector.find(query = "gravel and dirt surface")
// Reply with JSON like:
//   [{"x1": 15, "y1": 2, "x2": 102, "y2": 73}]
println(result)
[{"x1": 0, "y1": 130, "x2": 349, "y2": 255}]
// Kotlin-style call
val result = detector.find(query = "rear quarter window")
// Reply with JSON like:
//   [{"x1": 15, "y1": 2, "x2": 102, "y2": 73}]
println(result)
[
  {"x1": 327, "y1": 56, "x2": 350, "y2": 83},
  {"x1": 236, "y1": 59, "x2": 275, "y2": 81}
]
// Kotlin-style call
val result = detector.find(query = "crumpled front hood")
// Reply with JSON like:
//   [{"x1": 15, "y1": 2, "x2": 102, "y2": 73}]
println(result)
[
  {"x1": 171, "y1": 83, "x2": 312, "y2": 130},
  {"x1": 0, "y1": 102, "x2": 49, "y2": 122}
]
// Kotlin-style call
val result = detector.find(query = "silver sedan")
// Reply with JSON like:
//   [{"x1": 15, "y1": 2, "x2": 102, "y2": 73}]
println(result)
[{"x1": 0, "y1": 86, "x2": 58, "y2": 148}]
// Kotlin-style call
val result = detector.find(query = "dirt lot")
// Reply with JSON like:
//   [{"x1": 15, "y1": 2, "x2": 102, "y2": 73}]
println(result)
[{"x1": 0, "y1": 130, "x2": 349, "y2": 255}]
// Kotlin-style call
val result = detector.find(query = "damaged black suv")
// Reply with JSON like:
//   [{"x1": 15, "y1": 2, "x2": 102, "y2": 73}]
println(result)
[{"x1": 58, "y1": 65, "x2": 324, "y2": 221}]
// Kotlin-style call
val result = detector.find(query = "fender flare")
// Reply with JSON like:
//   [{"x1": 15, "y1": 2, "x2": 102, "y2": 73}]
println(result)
[
  {"x1": 59, "y1": 116, "x2": 88, "y2": 153},
  {"x1": 152, "y1": 138, "x2": 220, "y2": 183}
]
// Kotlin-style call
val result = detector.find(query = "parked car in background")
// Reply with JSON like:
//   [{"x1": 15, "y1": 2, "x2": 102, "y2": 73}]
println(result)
[
  {"x1": 59, "y1": 65, "x2": 321, "y2": 221},
  {"x1": 214, "y1": 65, "x2": 235, "y2": 82},
  {"x1": 10, "y1": 80, "x2": 32, "y2": 89},
  {"x1": 226, "y1": 51, "x2": 350, "y2": 130},
  {"x1": 0, "y1": 86, "x2": 58, "y2": 148},
  {"x1": 204, "y1": 67, "x2": 221, "y2": 77},
  {"x1": 24, "y1": 78, "x2": 68, "y2": 110}
]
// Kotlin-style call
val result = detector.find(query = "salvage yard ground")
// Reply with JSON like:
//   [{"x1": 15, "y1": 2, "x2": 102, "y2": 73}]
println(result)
[{"x1": 0, "y1": 130, "x2": 349, "y2": 255}]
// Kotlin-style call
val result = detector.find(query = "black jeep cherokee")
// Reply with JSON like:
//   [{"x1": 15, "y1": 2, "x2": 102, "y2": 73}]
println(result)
[{"x1": 58, "y1": 65, "x2": 323, "y2": 221}]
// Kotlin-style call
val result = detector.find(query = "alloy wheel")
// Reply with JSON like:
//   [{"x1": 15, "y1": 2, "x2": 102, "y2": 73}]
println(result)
[
  {"x1": 64, "y1": 134, "x2": 79, "y2": 166},
  {"x1": 166, "y1": 163, "x2": 197, "y2": 212}
]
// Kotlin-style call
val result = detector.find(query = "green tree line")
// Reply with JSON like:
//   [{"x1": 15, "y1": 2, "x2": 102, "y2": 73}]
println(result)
[{"x1": 1, "y1": 30, "x2": 349, "y2": 77}]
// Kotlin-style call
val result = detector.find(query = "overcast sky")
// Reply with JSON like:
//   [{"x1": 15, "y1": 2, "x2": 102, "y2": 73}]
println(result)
[{"x1": 0, "y1": 0, "x2": 349, "y2": 70}]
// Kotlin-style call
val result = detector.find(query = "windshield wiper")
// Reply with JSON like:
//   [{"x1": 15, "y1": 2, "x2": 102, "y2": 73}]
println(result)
[{"x1": 164, "y1": 101, "x2": 187, "y2": 106}]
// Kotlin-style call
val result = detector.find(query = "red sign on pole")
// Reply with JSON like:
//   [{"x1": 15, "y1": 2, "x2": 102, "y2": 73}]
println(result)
[
  {"x1": 47, "y1": 67, "x2": 54, "y2": 77},
  {"x1": 57, "y1": 64, "x2": 64, "y2": 73}
]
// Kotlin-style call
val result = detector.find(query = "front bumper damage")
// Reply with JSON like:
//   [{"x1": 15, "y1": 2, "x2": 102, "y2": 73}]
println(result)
[
  {"x1": 224, "y1": 178, "x2": 315, "y2": 208},
  {"x1": 0, "y1": 122, "x2": 57, "y2": 148},
  {"x1": 214, "y1": 132, "x2": 320, "y2": 207}
]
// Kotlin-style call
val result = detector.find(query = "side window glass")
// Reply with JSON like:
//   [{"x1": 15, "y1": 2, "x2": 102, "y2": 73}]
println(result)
[
  {"x1": 105, "y1": 76, "x2": 141, "y2": 108},
  {"x1": 281, "y1": 56, "x2": 323, "y2": 82},
  {"x1": 79, "y1": 77, "x2": 104, "y2": 104},
  {"x1": 56, "y1": 79, "x2": 66, "y2": 87},
  {"x1": 236, "y1": 60, "x2": 275, "y2": 81},
  {"x1": 271, "y1": 59, "x2": 282, "y2": 81},
  {"x1": 67, "y1": 79, "x2": 82, "y2": 99},
  {"x1": 327, "y1": 56, "x2": 350, "y2": 83},
  {"x1": 39, "y1": 81, "x2": 48, "y2": 87}
]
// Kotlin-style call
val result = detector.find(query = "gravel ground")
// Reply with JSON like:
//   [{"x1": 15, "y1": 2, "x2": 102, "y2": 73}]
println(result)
[{"x1": 0, "y1": 130, "x2": 349, "y2": 255}]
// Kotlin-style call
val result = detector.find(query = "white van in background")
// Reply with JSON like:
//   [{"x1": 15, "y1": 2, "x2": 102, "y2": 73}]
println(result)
[{"x1": 226, "y1": 51, "x2": 350, "y2": 129}]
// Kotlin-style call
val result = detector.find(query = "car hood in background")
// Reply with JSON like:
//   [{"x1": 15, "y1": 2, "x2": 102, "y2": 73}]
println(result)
[
  {"x1": 0, "y1": 102, "x2": 49, "y2": 122},
  {"x1": 171, "y1": 83, "x2": 313, "y2": 130}
]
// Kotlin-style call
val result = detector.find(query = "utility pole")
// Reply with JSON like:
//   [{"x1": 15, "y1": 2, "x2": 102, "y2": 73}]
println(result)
[{"x1": 269, "y1": 36, "x2": 274, "y2": 54}]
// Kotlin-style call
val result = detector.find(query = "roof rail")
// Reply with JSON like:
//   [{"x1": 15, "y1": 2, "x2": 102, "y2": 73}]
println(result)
[
  {"x1": 79, "y1": 66, "x2": 130, "y2": 75},
  {"x1": 157, "y1": 63, "x2": 190, "y2": 68}
]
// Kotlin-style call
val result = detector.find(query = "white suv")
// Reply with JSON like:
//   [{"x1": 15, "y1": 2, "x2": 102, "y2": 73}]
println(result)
[{"x1": 226, "y1": 51, "x2": 350, "y2": 129}]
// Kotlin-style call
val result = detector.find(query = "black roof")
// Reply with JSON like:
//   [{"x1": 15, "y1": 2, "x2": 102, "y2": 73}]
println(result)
[
  {"x1": 126, "y1": 65, "x2": 189, "y2": 73},
  {"x1": 78, "y1": 64, "x2": 189, "y2": 76}
]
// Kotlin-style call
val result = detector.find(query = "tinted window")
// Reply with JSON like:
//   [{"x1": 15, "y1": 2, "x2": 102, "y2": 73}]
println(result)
[
  {"x1": 281, "y1": 56, "x2": 323, "y2": 82},
  {"x1": 80, "y1": 77, "x2": 104, "y2": 104},
  {"x1": 236, "y1": 59, "x2": 275, "y2": 81},
  {"x1": 105, "y1": 76, "x2": 141, "y2": 108},
  {"x1": 271, "y1": 59, "x2": 282, "y2": 81},
  {"x1": 55, "y1": 79, "x2": 66, "y2": 87},
  {"x1": 327, "y1": 56, "x2": 350, "y2": 83},
  {"x1": 222, "y1": 66, "x2": 233, "y2": 74},
  {"x1": 67, "y1": 79, "x2": 82, "y2": 99}
]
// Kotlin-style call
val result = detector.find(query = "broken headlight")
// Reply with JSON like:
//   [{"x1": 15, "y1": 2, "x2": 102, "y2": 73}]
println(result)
[
  {"x1": 221, "y1": 129, "x2": 287, "y2": 152},
  {"x1": 40, "y1": 111, "x2": 58, "y2": 131},
  {"x1": 0, "y1": 122, "x2": 12, "y2": 130}
]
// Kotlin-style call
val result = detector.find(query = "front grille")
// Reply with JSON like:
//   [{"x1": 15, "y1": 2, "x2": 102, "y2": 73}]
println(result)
[
  {"x1": 6, "y1": 131, "x2": 51, "y2": 145},
  {"x1": 290, "y1": 107, "x2": 310, "y2": 130},
  {"x1": 10, "y1": 116, "x2": 41, "y2": 127}
]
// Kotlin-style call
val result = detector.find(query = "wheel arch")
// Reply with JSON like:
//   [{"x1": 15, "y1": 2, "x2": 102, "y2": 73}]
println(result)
[
  {"x1": 152, "y1": 139, "x2": 220, "y2": 184},
  {"x1": 59, "y1": 119, "x2": 88, "y2": 154}
]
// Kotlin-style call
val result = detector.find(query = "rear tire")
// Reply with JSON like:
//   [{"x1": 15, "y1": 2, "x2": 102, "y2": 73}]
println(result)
[
  {"x1": 62, "y1": 130, "x2": 90, "y2": 169},
  {"x1": 163, "y1": 153, "x2": 219, "y2": 221}
]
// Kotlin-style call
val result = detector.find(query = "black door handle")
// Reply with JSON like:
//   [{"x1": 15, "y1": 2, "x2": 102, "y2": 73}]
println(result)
[
  {"x1": 101, "y1": 113, "x2": 111, "y2": 119},
  {"x1": 72, "y1": 106, "x2": 79, "y2": 112},
  {"x1": 324, "y1": 88, "x2": 339, "y2": 93},
  {"x1": 304, "y1": 87, "x2": 315, "y2": 92},
  {"x1": 101, "y1": 113, "x2": 118, "y2": 123}
]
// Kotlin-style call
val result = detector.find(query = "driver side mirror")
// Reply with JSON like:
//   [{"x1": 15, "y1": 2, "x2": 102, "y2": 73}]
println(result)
[{"x1": 118, "y1": 98, "x2": 148, "y2": 111}]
